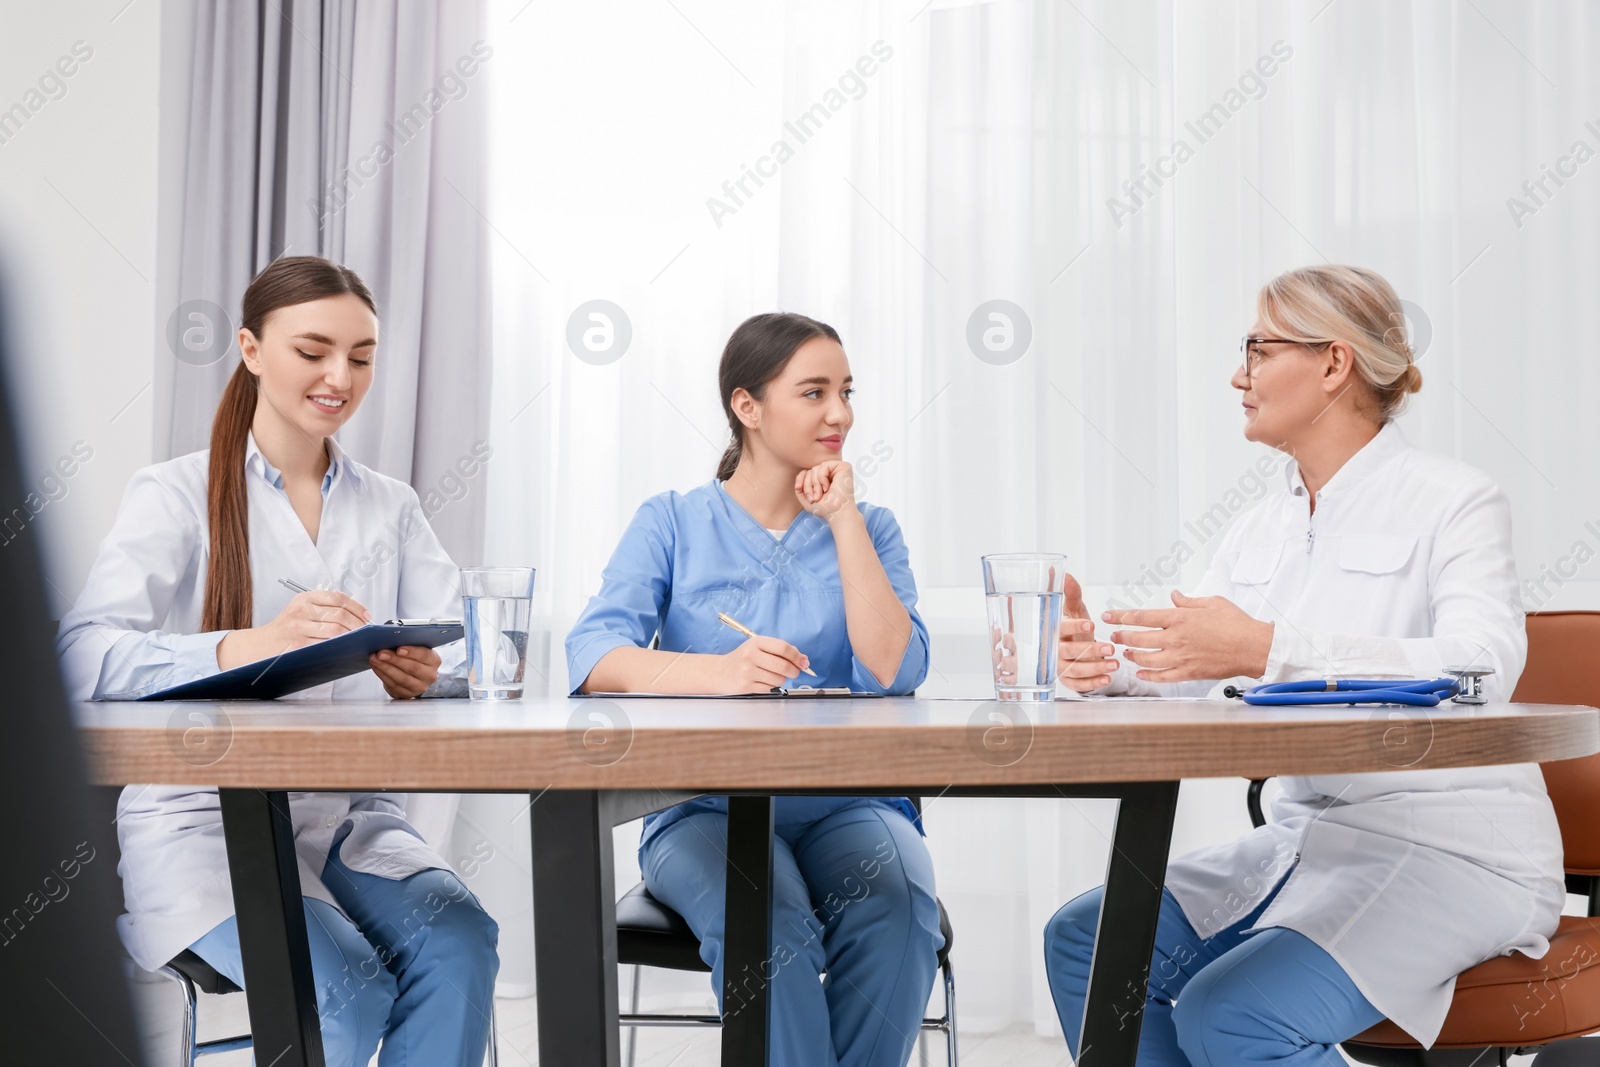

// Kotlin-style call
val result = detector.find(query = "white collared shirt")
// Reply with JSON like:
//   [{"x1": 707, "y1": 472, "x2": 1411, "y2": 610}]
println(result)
[
  {"x1": 59, "y1": 434, "x2": 464, "y2": 699},
  {"x1": 1102, "y1": 423, "x2": 1564, "y2": 1046},
  {"x1": 57, "y1": 434, "x2": 468, "y2": 971}
]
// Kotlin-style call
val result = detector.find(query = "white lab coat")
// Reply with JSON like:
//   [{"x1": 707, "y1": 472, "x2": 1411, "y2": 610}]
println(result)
[
  {"x1": 1103, "y1": 423, "x2": 1565, "y2": 1047},
  {"x1": 57, "y1": 435, "x2": 467, "y2": 973}
]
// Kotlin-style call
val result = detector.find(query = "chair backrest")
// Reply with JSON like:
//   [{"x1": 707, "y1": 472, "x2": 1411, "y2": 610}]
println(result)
[{"x1": 1511, "y1": 611, "x2": 1600, "y2": 876}]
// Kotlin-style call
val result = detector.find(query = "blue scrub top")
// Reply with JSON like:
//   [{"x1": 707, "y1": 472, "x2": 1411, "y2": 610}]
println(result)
[{"x1": 565, "y1": 478, "x2": 931, "y2": 844}]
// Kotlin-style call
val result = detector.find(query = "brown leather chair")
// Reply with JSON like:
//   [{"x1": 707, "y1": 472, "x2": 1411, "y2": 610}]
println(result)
[{"x1": 1248, "y1": 611, "x2": 1600, "y2": 1066}]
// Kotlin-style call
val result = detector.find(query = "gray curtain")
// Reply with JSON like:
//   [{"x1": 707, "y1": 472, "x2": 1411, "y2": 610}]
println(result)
[{"x1": 153, "y1": 0, "x2": 491, "y2": 566}]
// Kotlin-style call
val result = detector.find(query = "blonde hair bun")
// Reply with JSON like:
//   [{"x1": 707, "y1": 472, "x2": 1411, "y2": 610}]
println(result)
[{"x1": 1257, "y1": 265, "x2": 1421, "y2": 420}]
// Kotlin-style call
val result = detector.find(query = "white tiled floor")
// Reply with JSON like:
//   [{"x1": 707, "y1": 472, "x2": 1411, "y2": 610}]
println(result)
[{"x1": 129, "y1": 965, "x2": 1547, "y2": 1067}]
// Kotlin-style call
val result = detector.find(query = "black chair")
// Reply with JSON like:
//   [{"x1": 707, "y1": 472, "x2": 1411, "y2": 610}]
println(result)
[
  {"x1": 156, "y1": 950, "x2": 253, "y2": 1064},
  {"x1": 615, "y1": 830, "x2": 958, "y2": 1065}
]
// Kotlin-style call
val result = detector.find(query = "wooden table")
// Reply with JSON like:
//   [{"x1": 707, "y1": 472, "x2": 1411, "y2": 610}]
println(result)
[{"x1": 78, "y1": 695, "x2": 1600, "y2": 1067}]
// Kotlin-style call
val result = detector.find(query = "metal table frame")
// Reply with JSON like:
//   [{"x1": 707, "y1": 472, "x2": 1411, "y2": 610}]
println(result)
[{"x1": 218, "y1": 781, "x2": 1180, "y2": 1067}]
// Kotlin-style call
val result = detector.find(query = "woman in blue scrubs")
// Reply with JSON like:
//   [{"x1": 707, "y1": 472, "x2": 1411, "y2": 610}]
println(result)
[{"x1": 565, "y1": 312, "x2": 943, "y2": 1067}]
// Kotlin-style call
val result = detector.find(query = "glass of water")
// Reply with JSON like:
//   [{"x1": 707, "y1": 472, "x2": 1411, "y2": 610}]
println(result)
[
  {"x1": 461, "y1": 567, "x2": 536, "y2": 700},
  {"x1": 981, "y1": 553, "x2": 1067, "y2": 701}
]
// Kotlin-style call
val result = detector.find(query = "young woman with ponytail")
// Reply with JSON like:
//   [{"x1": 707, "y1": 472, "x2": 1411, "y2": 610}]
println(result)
[
  {"x1": 564, "y1": 313, "x2": 942, "y2": 1067},
  {"x1": 57, "y1": 256, "x2": 498, "y2": 1066}
]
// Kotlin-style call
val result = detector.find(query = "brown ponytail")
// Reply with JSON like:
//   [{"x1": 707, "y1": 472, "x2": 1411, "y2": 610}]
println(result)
[
  {"x1": 716, "y1": 312, "x2": 841, "y2": 480},
  {"x1": 200, "y1": 364, "x2": 259, "y2": 631},
  {"x1": 200, "y1": 256, "x2": 376, "y2": 632}
]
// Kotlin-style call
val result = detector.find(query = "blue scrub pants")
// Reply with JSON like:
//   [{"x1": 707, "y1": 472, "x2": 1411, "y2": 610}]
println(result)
[
  {"x1": 1044, "y1": 881, "x2": 1384, "y2": 1066},
  {"x1": 190, "y1": 826, "x2": 500, "y2": 1067},
  {"x1": 640, "y1": 801, "x2": 944, "y2": 1067}
]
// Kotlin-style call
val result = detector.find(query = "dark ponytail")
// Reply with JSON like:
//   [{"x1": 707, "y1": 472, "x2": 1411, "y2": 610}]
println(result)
[
  {"x1": 201, "y1": 256, "x2": 377, "y2": 632},
  {"x1": 715, "y1": 312, "x2": 841, "y2": 480}
]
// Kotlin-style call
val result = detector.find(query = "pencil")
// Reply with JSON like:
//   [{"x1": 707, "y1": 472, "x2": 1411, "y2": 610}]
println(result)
[{"x1": 716, "y1": 611, "x2": 818, "y2": 677}]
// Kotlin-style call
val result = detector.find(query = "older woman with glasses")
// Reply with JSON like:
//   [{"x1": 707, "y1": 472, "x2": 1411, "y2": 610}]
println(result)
[{"x1": 1042, "y1": 265, "x2": 1563, "y2": 1066}]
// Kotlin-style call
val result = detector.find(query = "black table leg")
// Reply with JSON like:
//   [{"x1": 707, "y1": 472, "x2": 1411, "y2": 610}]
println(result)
[
  {"x1": 532, "y1": 789, "x2": 621, "y2": 1066},
  {"x1": 217, "y1": 788, "x2": 325, "y2": 1067},
  {"x1": 721, "y1": 794, "x2": 775, "y2": 1065},
  {"x1": 1079, "y1": 780, "x2": 1181, "y2": 1066}
]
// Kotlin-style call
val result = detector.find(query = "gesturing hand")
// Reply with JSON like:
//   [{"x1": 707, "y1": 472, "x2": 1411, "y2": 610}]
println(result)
[
  {"x1": 794, "y1": 461, "x2": 857, "y2": 525},
  {"x1": 990, "y1": 624, "x2": 1018, "y2": 687},
  {"x1": 1056, "y1": 573, "x2": 1119, "y2": 692},
  {"x1": 1103, "y1": 591, "x2": 1274, "y2": 683}
]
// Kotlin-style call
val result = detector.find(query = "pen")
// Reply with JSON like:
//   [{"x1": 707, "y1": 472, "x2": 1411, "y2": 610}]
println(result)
[
  {"x1": 716, "y1": 611, "x2": 818, "y2": 677},
  {"x1": 278, "y1": 577, "x2": 380, "y2": 630}
]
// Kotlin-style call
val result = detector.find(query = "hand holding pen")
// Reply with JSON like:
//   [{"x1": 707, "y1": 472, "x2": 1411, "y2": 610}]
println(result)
[
  {"x1": 277, "y1": 578, "x2": 437, "y2": 698},
  {"x1": 273, "y1": 577, "x2": 372, "y2": 637},
  {"x1": 214, "y1": 578, "x2": 372, "y2": 672},
  {"x1": 713, "y1": 611, "x2": 816, "y2": 692}
]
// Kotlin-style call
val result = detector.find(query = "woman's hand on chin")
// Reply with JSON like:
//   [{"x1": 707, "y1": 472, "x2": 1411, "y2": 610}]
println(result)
[
  {"x1": 794, "y1": 461, "x2": 859, "y2": 526},
  {"x1": 1103, "y1": 591, "x2": 1274, "y2": 683}
]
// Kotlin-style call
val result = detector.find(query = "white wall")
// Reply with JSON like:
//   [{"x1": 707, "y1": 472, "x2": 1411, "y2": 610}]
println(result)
[{"x1": 0, "y1": 0, "x2": 161, "y2": 617}]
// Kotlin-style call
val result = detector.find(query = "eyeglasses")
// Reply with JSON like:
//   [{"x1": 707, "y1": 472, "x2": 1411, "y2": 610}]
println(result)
[{"x1": 1237, "y1": 336, "x2": 1332, "y2": 380}]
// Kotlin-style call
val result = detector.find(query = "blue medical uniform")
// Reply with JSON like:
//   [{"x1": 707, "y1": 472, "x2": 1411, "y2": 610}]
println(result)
[
  {"x1": 1046, "y1": 882, "x2": 1382, "y2": 1067},
  {"x1": 190, "y1": 826, "x2": 500, "y2": 1067},
  {"x1": 566, "y1": 478, "x2": 944, "y2": 1067}
]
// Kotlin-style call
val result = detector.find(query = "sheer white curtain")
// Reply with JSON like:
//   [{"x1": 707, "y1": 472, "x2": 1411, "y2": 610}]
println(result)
[
  {"x1": 481, "y1": 0, "x2": 1599, "y2": 1036},
  {"x1": 155, "y1": 0, "x2": 492, "y2": 563}
]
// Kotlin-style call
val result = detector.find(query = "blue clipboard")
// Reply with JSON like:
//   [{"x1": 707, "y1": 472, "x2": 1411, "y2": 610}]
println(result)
[{"x1": 137, "y1": 621, "x2": 464, "y2": 701}]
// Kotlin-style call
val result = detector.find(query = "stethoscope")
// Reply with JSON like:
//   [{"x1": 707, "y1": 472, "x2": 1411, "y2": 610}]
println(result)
[{"x1": 1223, "y1": 666, "x2": 1494, "y2": 707}]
